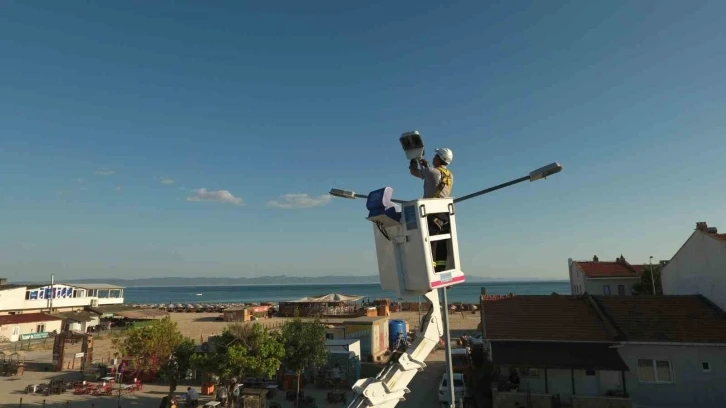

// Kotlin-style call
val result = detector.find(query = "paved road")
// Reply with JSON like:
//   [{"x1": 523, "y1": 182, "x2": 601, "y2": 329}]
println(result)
[{"x1": 400, "y1": 350, "x2": 446, "y2": 408}]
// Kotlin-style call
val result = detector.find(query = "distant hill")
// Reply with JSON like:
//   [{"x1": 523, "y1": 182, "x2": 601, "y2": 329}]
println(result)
[{"x1": 21, "y1": 274, "x2": 564, "y2": 287}]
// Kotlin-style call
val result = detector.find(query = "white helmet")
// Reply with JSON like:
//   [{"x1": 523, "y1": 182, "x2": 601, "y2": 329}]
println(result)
[{"x1": 435, "y1": 148, "x2": 453, "y2": 165}]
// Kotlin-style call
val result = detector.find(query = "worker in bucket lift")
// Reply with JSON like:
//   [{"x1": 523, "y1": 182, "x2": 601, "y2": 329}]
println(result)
[{"x1": 409, "y1": 147, "x2": 454, "y2": 272}]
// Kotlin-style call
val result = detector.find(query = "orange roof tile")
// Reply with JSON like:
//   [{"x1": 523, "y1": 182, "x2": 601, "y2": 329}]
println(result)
[
  {"x1": 0, "y1": 313, "x2": 62, "y2": 325},
  {"x1": 575, "y1": 261, "x2": 641, "y2": 278},
  {"x1": 481, "y1": 295, "x2": 615, "y2": 342},
  {"x1": 593, "y1": 295, "x2": 726, "y2": 343},
  {"x1": 480, "y1": 293, "x2": 726, "y2": 344}
]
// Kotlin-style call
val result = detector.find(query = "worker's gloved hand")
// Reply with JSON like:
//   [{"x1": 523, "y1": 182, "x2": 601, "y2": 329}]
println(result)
[
  {"x1": 409, "y1": 159, "x2": 418, "y2": 168},
  {"x1": 419, "y1": 159, "x2": 428, "y2": 168}
]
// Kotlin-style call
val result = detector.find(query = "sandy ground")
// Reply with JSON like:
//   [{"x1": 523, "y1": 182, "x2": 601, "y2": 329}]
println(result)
[
  {"x1": 2, "y1": 311, "x2": 480, "y2": 407},
  {"x1": 90, "y1": 310, "x2": 482, "y2": 362}
]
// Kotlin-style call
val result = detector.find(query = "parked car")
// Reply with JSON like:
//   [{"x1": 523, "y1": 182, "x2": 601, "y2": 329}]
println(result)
[{"x1": 438, "y1": 373, "x2": 466, "y2": 407}]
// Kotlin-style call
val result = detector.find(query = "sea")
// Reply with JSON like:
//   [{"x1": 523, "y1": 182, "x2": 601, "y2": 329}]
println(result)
[{"x1": 123, "y1": 281, "x2": 570, "y2": 305}]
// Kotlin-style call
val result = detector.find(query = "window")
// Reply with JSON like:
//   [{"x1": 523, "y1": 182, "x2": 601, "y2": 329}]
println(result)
[
  {"x1": 36, "y1": 323, "x2": 46, "y2": 333},
  {"x1": 325, "y1": 333, "x2": 334, "y2": 340},
  {"x1": 618, "y1": 285, "x2": 625, "y2": 296},
  {"x1": 520, "y1": 368, "x2": 540, "y2": 377},
  {"x1": 702, "y1": 362, "x2": 711, "y2": 372},
  {"x1": 25, "y1": 291, "x2": 30, "y2": 300},
  {"x1": 441, "y1": 378, "x2": 465, "y2": 388},
  {"x1": 603, "y1": 285, "x2": 611, "y2": 295},
  {"x1": 638, "y1": 359, "x2": 673, "y2": 383}
]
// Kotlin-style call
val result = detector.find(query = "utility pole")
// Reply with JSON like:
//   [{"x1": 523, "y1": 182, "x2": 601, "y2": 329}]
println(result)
[{"x1": 649, "y1": 256, "x2": 657, "y2": 295}]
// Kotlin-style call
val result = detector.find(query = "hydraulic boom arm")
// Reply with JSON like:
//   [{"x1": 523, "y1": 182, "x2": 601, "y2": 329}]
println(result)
[{"x1": 346, "y1": 289, "x2": 444, "y2": 408}]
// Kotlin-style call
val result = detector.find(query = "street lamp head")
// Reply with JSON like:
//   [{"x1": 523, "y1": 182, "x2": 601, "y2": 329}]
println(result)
[
  {"x1": 529, "y1": 162, "x2": 563, "y2": 182},
  {"x1": 329, "y1": 188, "x2": 356, "y2": 199}
]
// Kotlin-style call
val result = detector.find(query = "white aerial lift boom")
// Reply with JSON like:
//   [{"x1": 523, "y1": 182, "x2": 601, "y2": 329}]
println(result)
[{"x1": 329, "y1": 131, "x2": 562, "y2": 408}]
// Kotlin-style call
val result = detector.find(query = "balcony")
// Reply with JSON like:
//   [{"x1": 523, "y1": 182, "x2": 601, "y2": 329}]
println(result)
[{"x1": 493, "y1": 391, "x2": 632, "y2": 408}]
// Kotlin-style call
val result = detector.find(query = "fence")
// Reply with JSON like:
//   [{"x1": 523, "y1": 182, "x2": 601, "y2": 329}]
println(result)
[
  {"x1": 17, "y1": 398, "x2": 128, "y2": 407},
  {"x1": 0, "y1": 335, "x2": 55, "y2": 353}
]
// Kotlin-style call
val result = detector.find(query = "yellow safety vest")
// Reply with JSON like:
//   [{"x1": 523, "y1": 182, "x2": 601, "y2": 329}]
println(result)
[{"x1": 433, "y1": 167, "x2": 453, "y2": 198}]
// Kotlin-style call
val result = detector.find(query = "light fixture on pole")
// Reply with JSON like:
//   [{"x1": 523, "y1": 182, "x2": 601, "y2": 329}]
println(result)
[{"x1": 330, "y1": 161, "x2": 563, "y2": 408}]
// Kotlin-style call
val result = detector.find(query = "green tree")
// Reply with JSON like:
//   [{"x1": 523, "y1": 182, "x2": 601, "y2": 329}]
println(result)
[
  {"x1": 281, "y1": 317, "x2": 329, "y2": 406},
  {"x1": 633, "y1": 264, "x2": 662, "y2": 295},
  {"x1": 191, "y1": 323, "x2": 285, "y2": 403},
  {"x1": 159, "y1": 338, "x2": 197, "y2": 394},
  {"x1": 113, "y1": 317, "x2": 193, "y2": 395}
]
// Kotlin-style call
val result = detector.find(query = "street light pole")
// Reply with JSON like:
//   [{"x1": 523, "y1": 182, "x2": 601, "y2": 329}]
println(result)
[
  {"x1": 330, "y1": 162, "x2": 563, "y2": 206},
  {"x1": 649, "y1": 256, "x2": 657, "y2": 295},
  {"x1": 329, "y1": 161, "x2": 563, "y2": 408},
  {"x1": 441, "y1": 287, "x2": 456, "y2": 408}
]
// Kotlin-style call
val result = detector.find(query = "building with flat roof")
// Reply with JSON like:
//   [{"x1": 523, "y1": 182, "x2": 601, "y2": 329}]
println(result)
[
  {"x1": 0, "y1": 279, "x2": 124, "y2": 315},
  {"x1": 0, "y1": 313, "x2": 63, "y2": 342}
]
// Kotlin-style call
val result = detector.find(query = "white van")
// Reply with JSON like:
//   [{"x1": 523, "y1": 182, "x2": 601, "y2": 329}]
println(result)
[{"x1": 438, "y1": 372, "x2": 466, "y2": 407}]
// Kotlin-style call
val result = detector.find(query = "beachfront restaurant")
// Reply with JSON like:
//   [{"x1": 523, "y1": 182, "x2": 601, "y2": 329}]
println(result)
[{"x1": 278, "y1": 294, "x2": 364, "y2": 317}]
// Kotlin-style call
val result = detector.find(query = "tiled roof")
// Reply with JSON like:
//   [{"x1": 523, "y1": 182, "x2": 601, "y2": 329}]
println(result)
[
  {"x1": 490, "y1": 341, "x2": 629, "y2": 371},
  {"x1": 593, "y1": 295, "x2": 726, "y2": 343},
  {"x1": 480, "y1": 293, "x2": 726, "y2": 344},
  {"x1": 710, "y1": 233, "x2": 726, "y2": 243},
  {"x1": 575, "y1": 261, "x2": 642, "y2": 278},
  {"x1": 481, "y1": 295, "x2": 615, "y2": 342},
  {"x1": 481, "y1": 294, "x2": 515, "y2": 302},
  {"x1": 0, "y1": 313, "x2": 62, "y2": 325}
]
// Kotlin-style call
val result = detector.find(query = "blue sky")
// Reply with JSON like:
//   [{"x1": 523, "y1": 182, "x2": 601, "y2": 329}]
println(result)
[{"x1": 1, "y1": 1, "x2": 725, "y2": 281}]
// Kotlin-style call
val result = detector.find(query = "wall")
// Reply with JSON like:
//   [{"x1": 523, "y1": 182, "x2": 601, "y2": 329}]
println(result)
[
  {"x1": 0, "y1": 287, "x2": 27, "y2": 313},
  {"x1": 584, "y1": 278, "x2": 639, "y2": 296},
  {"x1": 344, "y1": 323, "x2": 374, "y2": 358},
  {"x1": 325, "y1": 327, "x2": 346, "y2": 340},
  {"x1": 493, "y1": 391, "x2": 554, "y2": 408},
  {"x1": 325, "y1": 339, "x2": 361, "y2": 359},
  {"x1": 661, "y1": 231, "x2": 726, "y2": 310},
  {"x1": 24, "y1": 297, "x2": 89, "y2": 311},
  {"x1": 0, "y1": 319, "x2": 63, "y2": 341},
  {"x1": 501, "y1": 366, "x2": 623, "y2": 404},
  {"x1": 618, "y1": 343, "x2": 726, "y2": 407},
  {"x1": 343, "y1": 319, "x2": 388, "y2": 360},
  {"x1": 97, "y1": 297, "x2": 124, "y2": 306},
  {"x1": 568, "y1": 259, "x2": 586, "y2": 295},
  {"x1": 572, "y1": 396, "x2": 631, "y2": 408},
  {"x1": 67, "y1": 316, "x2": 101, "y2": 332}
]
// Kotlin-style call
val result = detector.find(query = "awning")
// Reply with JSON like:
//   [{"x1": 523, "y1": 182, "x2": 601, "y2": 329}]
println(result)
[
  {"x1": 51, "y1": 311, "x2": 100, "y2": 323},
  {"x1": 490, "y1": 341, "x2": 629, "y2": 371}
]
